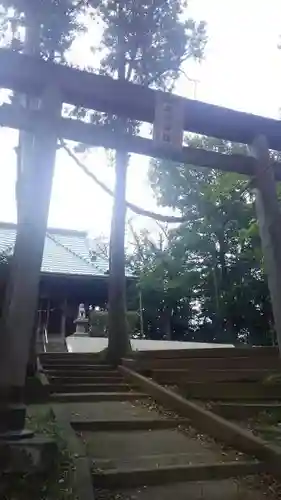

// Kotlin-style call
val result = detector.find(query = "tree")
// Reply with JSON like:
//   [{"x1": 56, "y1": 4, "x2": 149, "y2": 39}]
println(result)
[
  {"x1": 0, "y1": 0, "x2": 84, "y2": 60},
  {"x1": 84, "y1": 135, "x2": 274, "y2": 346},
  {"x1": 127, "y1": 225, "x2": 195, "y2": 341},
  {"x1": 89, "y1": 0, "x2": 207, "y2": 362},
  {"x1": 149, "y1": 136, "x2": 275, "y2": 345}
]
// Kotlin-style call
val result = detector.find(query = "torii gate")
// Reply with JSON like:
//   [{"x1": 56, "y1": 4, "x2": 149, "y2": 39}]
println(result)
[{"x1": 0, "y1": 48, "x2": 281, "y2": 437}]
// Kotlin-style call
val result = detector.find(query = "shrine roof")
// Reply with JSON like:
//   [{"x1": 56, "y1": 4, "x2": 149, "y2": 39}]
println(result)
[{"x1": 0, "y1": 222, "x2": 133, "y2": 278}]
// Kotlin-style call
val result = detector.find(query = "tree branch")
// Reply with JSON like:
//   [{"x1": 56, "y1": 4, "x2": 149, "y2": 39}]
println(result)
[
  {"x1": 61, "y1": 140, "x2": 190, "y2": 223},
  {"x1": 128, "y1": 219, "x2": 146, "y2": 263},
  {"x1": 154, "y1": 220, "x2": 169, "y2": 240}
]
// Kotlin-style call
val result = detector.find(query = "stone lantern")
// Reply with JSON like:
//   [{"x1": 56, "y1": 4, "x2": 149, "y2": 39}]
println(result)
[{"x1": 73, "y1": 303, "x2": 89, "y2": 336}]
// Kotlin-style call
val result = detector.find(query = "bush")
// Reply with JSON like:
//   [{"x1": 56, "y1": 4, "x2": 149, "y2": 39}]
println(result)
[
  {"x1": 89, "y1": 310, "x2": 108, "y2": 337},
  {"x1": 89, "y1": 310, "x2": 139, "y2": 337}
]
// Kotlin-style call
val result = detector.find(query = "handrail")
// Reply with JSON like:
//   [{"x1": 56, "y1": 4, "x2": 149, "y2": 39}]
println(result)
[
  {"x1": 42, "y1": 327, "x2": 48, "y2": 352},
  {"x1": 41, "y1": 329, "x2": 68, "y2": 352}
]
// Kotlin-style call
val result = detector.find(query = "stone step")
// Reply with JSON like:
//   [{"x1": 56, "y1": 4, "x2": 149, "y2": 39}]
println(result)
[
  {"x1": 42, "y1": 363, "x2": 112, "y2": 370},
  {"x1": 92, "y1": 460, "x2": 262, "y2": 488},
  {"x1": 50, "y1": 392, "x2": 147, "y2": 402},
  {"x1": 49, "y1": 376, "x2": 123, "y2": 384},
  {"x1": 45, "y1": 369, "x2": 120, "y2": 377},
  {"x1": 40, "y1": 353, "x2": 101, "y2": 360},
  {"x1": 183, "y1": 382, "x2": 281, "y2": 400},
  {"x1": 82, "y1": 428, "x2": 247, "y2": 473},
  {"x1": 64, "y1": 401, "x2": 165, "y2": 422},
  {"x1": 98, "y1": 479, "x2": 270, "y2": 499},
  {"x1": 43, "y1": 344, "x2": 68, "y2": 353},
  {"x1": 152, "y1": 368, "x2": 279, "y2": 384},
  {"x1": 50, "y1": 383, "x2": 132, "y2": 393},
  {"x1": 128, "y1": 356, "x2": 281, "y2": 371},
  {"x1": 128, "y1": 346, "x2": 278, "y2": 359},
  {"x1": 255, "y1": 425, "x2": 281, "y2": 436},
  {"x1": 71, "y1": 418, "x2": 190, "y2": 432},
  {"x1": 212, "y1": 402, "x2": 281, "y2": 420},
  {"x1": 40, "y1": 337, "x2": 68, "y2": 353}
]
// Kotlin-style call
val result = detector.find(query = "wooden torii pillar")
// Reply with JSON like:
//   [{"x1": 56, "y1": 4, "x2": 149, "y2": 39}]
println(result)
[
  {"x1": 249, "y1": 136, "x2": 281, "y2": 353},
  {"x1": 0, "y1": 86, "x2": 61, "y2": 437}
]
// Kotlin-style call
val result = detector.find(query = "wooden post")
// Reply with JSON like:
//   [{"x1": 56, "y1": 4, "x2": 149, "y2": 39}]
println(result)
[
  {"x1": 61, "y1": 298, "x2": 67, "y2": 338},
  {"x1": 249, "y1": 135, "x2": 281, "y2": 353},
  {"x1": 139, "y1": 289, "x2": 144, "y2": 338},
  {"x1": 46, "y1": 298, "x2": 50, "y2": 334},
  {"x1": 0, "y1": 85, "x2": 61, "y2": 437}
]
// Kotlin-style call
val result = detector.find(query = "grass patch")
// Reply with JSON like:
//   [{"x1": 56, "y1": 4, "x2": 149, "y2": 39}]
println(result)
[
  {"x1": 247, "y1": 409, "x2": 281, "y2": 428},
  {"x1": 0, "y1": 405, "x2": 78, "y2": 500},
  {"x1": 262, "y1": 374, "x2": 281, "y2": 386}
]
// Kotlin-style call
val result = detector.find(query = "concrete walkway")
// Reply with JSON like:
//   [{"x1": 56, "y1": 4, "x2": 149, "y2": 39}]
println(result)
[{"x1": 66, "y1": 336, "x2": 234, "y2": 353}]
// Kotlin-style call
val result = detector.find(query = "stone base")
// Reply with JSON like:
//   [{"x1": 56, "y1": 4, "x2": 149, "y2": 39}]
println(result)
[
  {"x1": 0, "y1": 404, "x2": 27, "y2": 435},
  {"x1": 73, "y1": 318, "x2": 89, "y2": 336},
  {"x1": 25, "y1": 373, "x2": 50, "y2": 404},
  {"x1": 1, "y1": 435, "x2": 58, "y2": 473},
  {"x1": 0, "y1": 428, "x2": 34, "y2": 441}
]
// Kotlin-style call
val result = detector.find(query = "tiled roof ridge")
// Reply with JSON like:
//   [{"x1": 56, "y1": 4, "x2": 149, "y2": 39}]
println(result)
[
  {"x1": 0, "y1": 231, "x2": 94, "y2": 269},
  {"x1": 0, "y1": 226, "x2": 108, "y2": 274},
  {"x1": 46, "y1": 231, "x2": 98, "y2": 272},
  {"x1": 0, "y1": 221, "x2": 87, "y2": 238}
]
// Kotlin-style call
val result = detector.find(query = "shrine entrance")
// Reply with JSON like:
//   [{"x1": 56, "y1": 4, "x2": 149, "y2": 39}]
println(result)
[{"x1": 1, "y1": 47, "x2": 281, "y2": 438}]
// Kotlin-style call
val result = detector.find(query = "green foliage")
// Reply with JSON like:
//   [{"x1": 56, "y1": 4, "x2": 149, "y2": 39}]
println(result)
[
  {"x1": 89, "y1": 308, "x2": 139, "y2": 336},
  {"x1": 84, "y1": 0, "x2": 207, "y2": 135},
  {"x1": 0, "y1": 0, "x2": 85, "y2": 61},
  {"x1": 128, "y1": 137, "x2": 276, "y2": 345},
  {"x1": 127, "y1": 229, "x2": 195, "y2": 340},
  {"x1": 94, "y1": 0, "x2": 207, "y2": 88},
  {"x1": 89, "y1": 309, "x2": 108, "y2": 336}
]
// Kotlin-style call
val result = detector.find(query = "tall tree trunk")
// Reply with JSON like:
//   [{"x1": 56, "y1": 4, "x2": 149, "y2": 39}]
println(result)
[
  {"x1": 217, "y1": 232, "x2": 236, "y2": 344},
  {"x1": 107, "y1": 24, "x2": 132, "y2": 364},
  {"x1": 107, "y1": 151, "x2": 131, "y2": 363},
  {"x1": 162, "y1": 304, "x2": 172, "y2": 340},
  {"x1": 212, "y1": 261, "x2": 222, "y2": 339}
]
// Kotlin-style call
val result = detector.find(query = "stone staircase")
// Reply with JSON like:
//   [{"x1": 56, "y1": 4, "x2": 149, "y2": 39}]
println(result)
[
  {"x1": 39, "y1": 352, "x2": 274, "y2": 500},
  {"x1": 40, "y1": 353, "x2": 146, "y2": 403},
  {"x1": 38, "y1": 333, "x2": 68, "y2": 353}
]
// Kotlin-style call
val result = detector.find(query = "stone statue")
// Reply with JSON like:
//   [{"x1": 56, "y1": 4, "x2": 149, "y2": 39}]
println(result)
[
  {"x1": 73, "y1": 303, "x2": 89, "y2": 336},
  {"x1": 78, "y1": 303, "x2": 86, "y2": 319}
]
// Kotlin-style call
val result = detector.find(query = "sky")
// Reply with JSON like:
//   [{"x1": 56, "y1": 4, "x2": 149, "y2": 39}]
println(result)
[{"x1": 0, "y1": 0, "x2": 280, "y2": 238}]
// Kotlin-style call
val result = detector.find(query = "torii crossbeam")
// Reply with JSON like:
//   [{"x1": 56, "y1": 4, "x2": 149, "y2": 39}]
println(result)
[{"x1": 0, "y1": 49, "x2": 281, "y2": 151}]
